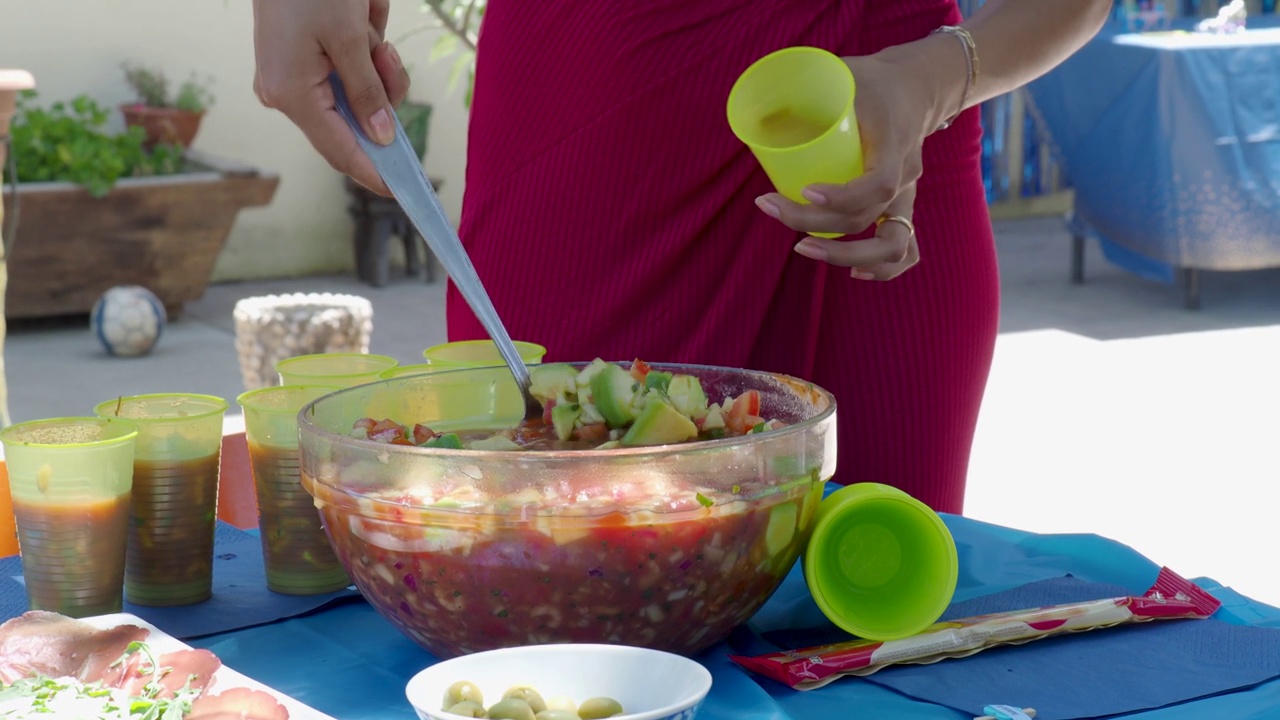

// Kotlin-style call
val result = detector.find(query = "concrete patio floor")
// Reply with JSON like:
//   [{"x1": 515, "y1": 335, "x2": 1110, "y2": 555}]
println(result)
[{"x1": 7, "y1": 215, "x2": 1280, "y2": 606}]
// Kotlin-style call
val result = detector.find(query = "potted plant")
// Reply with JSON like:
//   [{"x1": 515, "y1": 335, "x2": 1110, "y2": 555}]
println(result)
[
  {"x1": 120, "y1": 63, "x2": 215, "y2": 149},
  {"x1": 1, "y1": 90, "x2": 278, "y2": 319}
]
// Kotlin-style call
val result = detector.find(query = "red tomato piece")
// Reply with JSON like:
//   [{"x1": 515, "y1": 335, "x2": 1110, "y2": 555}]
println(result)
[
  {"x1": 726, "y1": 390, "x2": 762, "y2": 434},
  {"x1": 542, "y1": 397, "x2": 557, "y2": 426},
  {"x1": 629, "y1": 358, "x2": 651, "y2": 382},
  {"x1": 576, "y1": 423, "x2": 609, "y2": 442},
  {"x1": 353, "y1": 417, "x2": 378, "y2": 432},
  {"x1": 411, "y1": 423, "x2": 438, "y2": 445}
]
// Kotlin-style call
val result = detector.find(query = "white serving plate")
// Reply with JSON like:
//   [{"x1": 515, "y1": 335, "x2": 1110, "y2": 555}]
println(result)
[{"x1": 80, "y1": 612, "x2": 337, "y2": 720}]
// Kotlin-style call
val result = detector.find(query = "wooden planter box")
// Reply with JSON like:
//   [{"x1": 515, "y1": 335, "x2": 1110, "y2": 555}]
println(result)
[{"x1": 1, "y1": 150, "x2": 279, "y2": 320}]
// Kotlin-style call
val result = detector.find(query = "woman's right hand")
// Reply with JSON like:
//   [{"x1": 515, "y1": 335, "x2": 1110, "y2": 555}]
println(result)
[{"x1": 251, "y1": 0, "x2": 411, "y2": 195}]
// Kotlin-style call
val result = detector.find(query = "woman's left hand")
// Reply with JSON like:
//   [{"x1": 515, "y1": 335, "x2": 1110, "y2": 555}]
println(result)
[{"x1": 753, "y1": 47, "x2": 957, "y2": 281}]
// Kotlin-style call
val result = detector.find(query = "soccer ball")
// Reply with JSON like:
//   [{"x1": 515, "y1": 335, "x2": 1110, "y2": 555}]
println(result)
[{"x1": 91, "y1": 285, "x2": 167, "y2": 357}]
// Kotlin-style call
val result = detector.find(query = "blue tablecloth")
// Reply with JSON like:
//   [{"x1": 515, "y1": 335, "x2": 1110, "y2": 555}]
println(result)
[
  {"x1": 1025, "y1": 19, "x2": 1280, "y2": 283},
  {"x1": 187, "y1": 504, "x2": 1280, "y2": 720}
]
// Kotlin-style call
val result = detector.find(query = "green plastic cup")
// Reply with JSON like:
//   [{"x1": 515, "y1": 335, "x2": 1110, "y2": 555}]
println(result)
[
  {"x1": 237, "y1": 385, "x2": 351, "y2": 595},
  {"x1": 378, "y1": 363, "x2": 437, "y2": 380},
  {"x1": 276, "y1": 353, "x2": 399, "y2": 389},
  {"x1": 422, "y1": 340, "x2": 547, "y2": 369},
  {"x1": 803, "y1": 482, "x2": 958, "y2": 641},
  {"x1": 0, "y1": 417, "x2": 139, "y2": 618},
  {"x1": 95, "y1": 393, "x2": 229, "y2": 607}
]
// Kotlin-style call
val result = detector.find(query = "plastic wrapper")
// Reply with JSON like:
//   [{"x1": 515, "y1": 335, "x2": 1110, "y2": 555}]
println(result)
[{"x1": 731, "y1": 567, "x2": 1221, "y2": 691}]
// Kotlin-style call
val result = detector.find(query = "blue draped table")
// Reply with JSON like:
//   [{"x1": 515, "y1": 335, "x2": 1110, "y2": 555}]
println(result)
[
  {"x1": 185, "y1": 508, "x2": 1280, "y2": 720},
  {"x1": 1024, "y1": 19, "x2": 1280, "y2": 307}
]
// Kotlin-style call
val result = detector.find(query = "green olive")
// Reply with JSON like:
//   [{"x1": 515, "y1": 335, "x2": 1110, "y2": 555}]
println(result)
[
  {"x1": 444, "y1": 681, "x2": 485, "y2": 710},
  {"x1": 535, "y1": 711, "x2": 581, "y2": 720},
  {"x1": 577, "y1": 697, "x2": 624, "y2": 720},
  {"x1": 447, "y1": 701, "x2": 488, "y2": 718},
  {"x1": 543, "y1": 697, "x2": 578, "y2": 715},
  {"x1": 503, "y1": 687, "x2": 547, "y2": 714},
  {"x1": 487, "y1": 698, "x2": 537, "y2": 720}
]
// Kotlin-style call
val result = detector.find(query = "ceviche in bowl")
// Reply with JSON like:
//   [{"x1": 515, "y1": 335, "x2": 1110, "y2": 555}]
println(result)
[{"x1": 297, "y1": 360, "x2": 837, "y2": 659}]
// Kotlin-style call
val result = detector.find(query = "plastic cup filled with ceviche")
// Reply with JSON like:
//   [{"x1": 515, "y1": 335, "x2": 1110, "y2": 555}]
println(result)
[
  {"x1": 297, "y1": 359, "x2": 838, "y2": 658},
  {"x1": 94, "y1": 393, "x2": 229, "y2": 607},
  {"x1": 0, "y1": 417, "x2": 139, "y2": 618},
  {"x1": 276, "y1": 352, "x2": 399, "y2": 389},
  {"x1": 238, "y1": 385, "x2": 352, "y2": 595}
]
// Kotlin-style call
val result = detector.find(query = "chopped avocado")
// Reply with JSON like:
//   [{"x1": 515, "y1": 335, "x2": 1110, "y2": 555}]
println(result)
[
  {"x1": 421, "y1": 433, "x2": 463, "y2": 449},
  {"x1": 764, "y1": 501, "x2": 798, "y2": 555},
  {"x1": 644, "y1": 371, "x2": 673, "y2": 393},
  {"x1": 666, "y1": 375, "x2": 709, "y2": 418},
  {"x1": 551, "y1": 403, "x2": 582, "y2": 441},
  {"x1": 621, "y1": 398, "x2": 698, "y2": 447},
  {"x1": 595, "y1": 440, "x2": 622, "y2": 450},
  {"x1": 576, "y1": 358, "x2": 611, "y2": 393},
  {"x1": 701, "y1": 405, "x2": 726, "y2": 431},
  {"x1": 529, "y1": 363, "x2": 579, "y2": 402},
  {"x1": 590, "y1": 363, "x2": 639, "y2": 428},
  {"x1": 467, "y1": 434, "x2": 523, "y2": 451}
]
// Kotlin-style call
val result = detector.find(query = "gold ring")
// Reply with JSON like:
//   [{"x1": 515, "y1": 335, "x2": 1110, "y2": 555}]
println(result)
[{"x1": 876, "y1": 214, "x2": 916, "y2": 238}]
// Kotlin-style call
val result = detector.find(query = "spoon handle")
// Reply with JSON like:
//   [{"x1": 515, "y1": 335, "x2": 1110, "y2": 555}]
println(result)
[{"x1": 328, "y1": 74, "x2": 534, "y2": 396}]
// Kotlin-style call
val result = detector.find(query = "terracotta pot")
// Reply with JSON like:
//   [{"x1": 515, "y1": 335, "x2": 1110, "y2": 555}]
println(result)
[{"x1": 120, "y1": 103, "x2": 205, "y2": 148}]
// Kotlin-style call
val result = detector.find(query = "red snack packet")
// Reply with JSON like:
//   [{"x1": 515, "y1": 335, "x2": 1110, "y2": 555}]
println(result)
[{"x1": 731, "y1": 566, "x2": 1221, "y2": 691}]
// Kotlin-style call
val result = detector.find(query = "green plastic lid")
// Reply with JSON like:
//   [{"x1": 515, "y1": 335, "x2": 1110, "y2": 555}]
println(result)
[{"x1": 803, "y1": 482, "x2": 959, "y2": 641}]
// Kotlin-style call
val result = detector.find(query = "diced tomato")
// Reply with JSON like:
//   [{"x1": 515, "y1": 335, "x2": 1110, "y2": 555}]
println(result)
[
  {"x1": 389, "y1": 437, "x2": 416, "y2": 446},
  {"x1": 628, "y1": 359, "x2": 651, "y2": 383},
  {"x1": 576, "y1": 423, "x2": 609, "y2": 442},
  {"x1": 542, "y1": 397, "x2": 557, "y2": 426},
  {"x1": 369, "y1": 425, "x2": 405, "y2": 444},
  {"x1": 411, "y1": 423, "x2": 438, "y2": 445},
  {"x1": 726, "y1": 390, "x2": 762, "y2": 434},
  {"x1": 353, "y1": 417, "x2": 378, "y2": 432}
]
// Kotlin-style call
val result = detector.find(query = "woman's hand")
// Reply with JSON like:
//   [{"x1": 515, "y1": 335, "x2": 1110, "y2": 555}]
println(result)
[
  {"x1": 251, "y1": 0, "x2": 411, "y2": 195},
  {"x1": 754, "y1": 41, "x2": 965, "y2": 281}
]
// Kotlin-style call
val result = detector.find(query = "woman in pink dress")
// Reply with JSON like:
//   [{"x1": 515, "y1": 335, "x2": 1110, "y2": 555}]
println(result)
[{"x1": 253, "y1": 0, "x2": 1110, "y2": 515}]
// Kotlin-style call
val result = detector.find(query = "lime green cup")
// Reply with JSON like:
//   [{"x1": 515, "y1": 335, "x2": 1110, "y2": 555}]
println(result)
[
  {"x1": 379, "y1": 363, "x2": 437, "y2": 380},
  {"x1": 422, "y1": 340, "x2": 547, "y2": 369},
  {"x1": 237, "y1": 385, "x2": 351, "y2": 595},
  {"x1": 95, "y1": 393, "x2": 229, "y2": 607},
  {"x1": 803, "y1": 482, "x2": 958, "y2": 641},
  {"x1": 727, "y1": 46, "x2": 865, "y2": 239},
  {"x1": 276, "y1": 353, "x2": 399, "y2": 389},
  {"x1": 0, "y1": 416, "x2": 139, "y2": 618}
]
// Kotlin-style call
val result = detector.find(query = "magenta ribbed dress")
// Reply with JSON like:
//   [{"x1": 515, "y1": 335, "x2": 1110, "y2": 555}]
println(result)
[{"x1": 445, "y1": 0, "x2": 999, "y2": 515}]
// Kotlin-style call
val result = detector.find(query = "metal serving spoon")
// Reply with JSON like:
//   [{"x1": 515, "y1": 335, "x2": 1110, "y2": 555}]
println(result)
[{"x1": 329, "y1": 74, "x2": 542, "y2": 421}]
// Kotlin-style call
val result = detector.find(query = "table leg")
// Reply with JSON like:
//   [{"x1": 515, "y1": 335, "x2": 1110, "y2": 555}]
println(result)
[
  {"x1": 1181, "y1": 267, "x2": 1201, "y2": 310},
  {"x1": 1070, "y1": 234, "x2": 1086, "y2": 284}
]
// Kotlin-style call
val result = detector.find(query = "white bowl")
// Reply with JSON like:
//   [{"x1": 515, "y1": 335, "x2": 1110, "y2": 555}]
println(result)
[{"x1": 406, "y1": 644, "x2": 713, "y2": 720}]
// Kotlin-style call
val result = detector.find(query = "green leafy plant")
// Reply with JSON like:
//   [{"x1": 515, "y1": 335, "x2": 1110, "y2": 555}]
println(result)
[
  {"x1": 2, "y1": 91, "x2": 185, "y2": 197},
  {"x1": 122, "y1": 63, "x2": 216, "y2": 113},
  {"x1": 396, "y1": 0, "x2": 485, "y2": 108}
]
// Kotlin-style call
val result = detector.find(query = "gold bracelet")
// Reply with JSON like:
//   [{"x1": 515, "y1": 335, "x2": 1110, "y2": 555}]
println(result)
[{"x1": 929, "y1": 25, "x2": 979, "y2": 130}]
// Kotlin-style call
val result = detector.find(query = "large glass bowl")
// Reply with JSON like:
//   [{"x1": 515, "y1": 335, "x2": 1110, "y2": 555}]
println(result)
[{"x1": 298, "y1": 362, "x2": 837, "y2": 659}]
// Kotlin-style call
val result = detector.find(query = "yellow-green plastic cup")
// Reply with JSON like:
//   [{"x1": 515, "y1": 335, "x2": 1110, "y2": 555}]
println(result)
[
  {"x1": 422, "y1": 340, "x2": 547, "y2": 369},
  {"x1": 803, "y1": 482, "x2": 958, "y2": 641},
  {"x1": 0, "y1": 417, "x2": 139, "y2": 618},
  {"x1": 94, "y1": 394, "x2": 228, "y2": 607},
  {"x1": 379, "y1": 363, "x2": 437, "y2": 380},
  {"x1": 237, "y1": 385, "x2": 351, "y2": 595},
  {"x1": 727, "y1": 46, "x2": 865, "y2": 239},
  {"x1": 276, "y1": 353, "x2": 399, "y2": 389}
]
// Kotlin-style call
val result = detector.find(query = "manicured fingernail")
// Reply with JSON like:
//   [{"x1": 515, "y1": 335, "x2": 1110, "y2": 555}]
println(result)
[
  {"x1": 802, "y1": 188, "x2": 828, "y2": 205},
  {"x1": 369, "y1": 107, "x2": 394, "y2": 145},
  {"x1": 794, "y1": 239, "x2": 828, "y2": 262},
  {"x1": 851, "y1": 269, "x2": 876, "y2": 281},
  {"x1": 755, "y1": 196, "x2": 781, "y2": 219}
]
